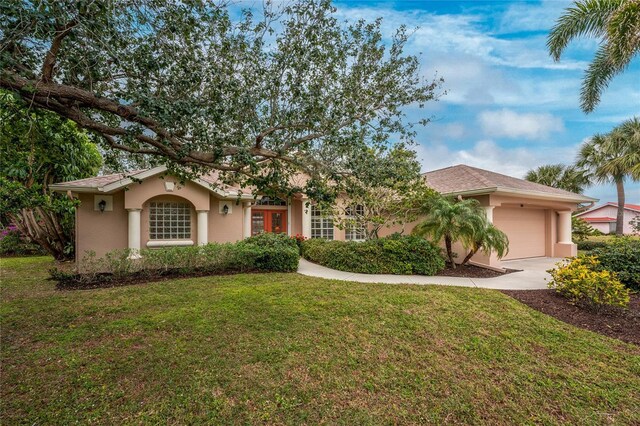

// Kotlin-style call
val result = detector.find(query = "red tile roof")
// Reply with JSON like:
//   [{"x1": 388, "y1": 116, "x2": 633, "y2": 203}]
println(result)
[{"x1": 582, "y1": 217, "x2": 616, "y2": 223}]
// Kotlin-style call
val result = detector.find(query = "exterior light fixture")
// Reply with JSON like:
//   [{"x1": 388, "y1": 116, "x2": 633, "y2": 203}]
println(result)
[
  {"x1": 98, "y1": 199, "x2": 107, "y2": 213},
  {"x1": 222, "y1": 204, "x2": 229, "y2": 215}
]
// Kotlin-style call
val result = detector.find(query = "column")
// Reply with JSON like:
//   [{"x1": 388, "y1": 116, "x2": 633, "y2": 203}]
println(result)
[
  {"x1": 287, "y1": 197, "x2": 292, "y2": 235},
  {"x1": 302, "y1": 199, "x2": 312, "y2": 238},
  {"x1": 558, "y1": 211, "x2": 572, "y2": 243},
  {"x1": 243, "y1": 201, "x2": 252, "y2": 239},
  {"x1": 197, "y1": 210, "x2": 208, "y2": 246},
  {"x1": 484, "y1": 206, "x2": 495, "y2": 223},
  {"x1": 127, "y1": 208, "x2": 142, "y2": 259}
]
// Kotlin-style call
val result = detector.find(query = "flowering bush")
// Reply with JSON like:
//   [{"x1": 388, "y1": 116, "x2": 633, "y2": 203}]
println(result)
[
  {"x1": 548, "y1": 256, "x2": 630, "y2": 309},
  {"x1": 0, "y1": 224, "x2": 45, "y2": 256}
]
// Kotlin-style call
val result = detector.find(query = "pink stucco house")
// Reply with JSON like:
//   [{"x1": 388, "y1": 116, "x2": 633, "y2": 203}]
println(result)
[
  {"x1": 575, "y1": 203, "x2": 640, "y2": 235},
  {"x1": 50, "y1": 164, "x2": 595, "y2": 270}
]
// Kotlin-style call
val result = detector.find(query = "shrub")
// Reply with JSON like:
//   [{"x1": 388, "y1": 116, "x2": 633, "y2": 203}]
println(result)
[
  {"x1": 0, "y1": 224, "x2": 46, "y2": 256},
  {"x1": 548, "y1": 256, "x2": 630, "y2": 309},
  {"x1": 51, "y1": 237, "x2": 300, "y2": 287},
  {"x1": 591, "y1": 237, "x2": 640, "y2": 290},
  {"x1": 576, "y1": 240, "x2": 609, "y2": 251},
  {"x1": 301, "y1": 234, "x2": 445, "y2": 275}
]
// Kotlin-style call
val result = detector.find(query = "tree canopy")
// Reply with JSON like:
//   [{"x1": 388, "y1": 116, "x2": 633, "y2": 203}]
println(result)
[
  {"x1": 576, "y1": 116, "x2": 640, "y2": 235},
  {"x1": 525, "y1": 164, "x2": 590, "y2": 194},
  {"x1": 0, "y1": 0, "x2": 441, "y2": 197},
  {"x1": 548, "y1": 0, "x2": 640, "y2": 113},
  {"x1": 0, "y1": 89, "x2": 102, "y2": 259}
]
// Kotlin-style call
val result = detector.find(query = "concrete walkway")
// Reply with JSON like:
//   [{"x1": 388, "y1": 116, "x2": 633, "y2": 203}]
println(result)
[{"x1": 297, "y1": 257, "x2": 565, "y2": 290}]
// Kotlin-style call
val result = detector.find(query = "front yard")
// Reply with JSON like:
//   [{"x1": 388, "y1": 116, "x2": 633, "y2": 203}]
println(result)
[{"x1": 1, "y1": 256, "x2": 639, "y2": 424}]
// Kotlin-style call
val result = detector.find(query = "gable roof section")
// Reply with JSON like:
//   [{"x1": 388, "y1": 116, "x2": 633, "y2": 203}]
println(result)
[
  {"x1": 424, "y1": 164, "x2": 596, "y2": 203},
  {"x1": 575, "y1": 202, "x2": 640, "y2": 217},
  {"x1": 49, "y1": 166, "x2": 254, "y2": 200}
]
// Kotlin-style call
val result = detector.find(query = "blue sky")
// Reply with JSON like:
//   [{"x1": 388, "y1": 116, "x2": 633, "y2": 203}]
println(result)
[{"x1": 332, "y1": 0, "x2": 640, "y2": 203}]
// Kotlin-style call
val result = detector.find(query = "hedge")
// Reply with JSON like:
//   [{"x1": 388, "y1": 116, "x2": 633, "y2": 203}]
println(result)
[
  {"x1": 591, "y1": 237, "x2": 640, "y2": 290},
  {"x1": 51, "y1": 233, "x2": 299, "y2": 288},
  {"x1": 301, "y1": 234, "x2": 445, "y2": 275},
  {"x1": 576, "y1": 240, "x2": 609, "y2": 251}
]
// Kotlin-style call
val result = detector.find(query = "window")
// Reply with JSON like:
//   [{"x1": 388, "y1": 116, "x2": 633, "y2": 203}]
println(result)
[
  {"x1": 311, "y1": 205, "x2": 334, "y2": 239},
  {"x1": 345, "y1": 205, "x2": 366, "y2": 241},
  {"x1": 149, "y1": 202, "x2": 191, "y2": 240},
  {"x1": 255, "y1": 196, "x2": 287, "y2": 206}
]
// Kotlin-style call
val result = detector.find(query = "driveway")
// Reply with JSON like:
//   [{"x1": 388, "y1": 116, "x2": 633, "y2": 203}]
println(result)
[{"x1": 297, "y1": 257, "x2": 566, "y2": 290}]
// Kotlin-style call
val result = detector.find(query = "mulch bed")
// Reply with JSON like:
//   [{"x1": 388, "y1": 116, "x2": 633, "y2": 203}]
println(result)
[
  {"x1": 437, "y1": 264, "x2": 517, "y2": 279},
  {"x1": 502, "y1": 289, "x2": 640, "y2": 346}
]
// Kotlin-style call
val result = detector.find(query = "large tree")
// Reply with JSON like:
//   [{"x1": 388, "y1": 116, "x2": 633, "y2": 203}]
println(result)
[
  {"x1": 577, "y1": 117, "x2": 640, "y2": 235},
  {"x1": 548, "y1": 0, "x2": 640, "y2": 113},
  {"x1": 525, "y1": 164, "x2": 591, "y2": 194},
  {"x1": 0, "y1": 90, "x2": 102, "y2": 259},
  {"x1": 0, "y1": 0, "x2": 441, "y2": 197}
]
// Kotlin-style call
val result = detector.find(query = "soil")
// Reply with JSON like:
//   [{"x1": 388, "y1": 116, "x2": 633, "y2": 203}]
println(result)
[
  {"x1": 502, "y1": 289, "x2": 640, "y2": 346},
  {"x1": 437, "y1": 264, "x2": 517, "y2": 279}
]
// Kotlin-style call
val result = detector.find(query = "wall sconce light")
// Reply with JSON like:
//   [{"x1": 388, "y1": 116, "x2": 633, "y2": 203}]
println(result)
[
  {"x1": 222, "y1": 204, "x2": 229, "y2": 215},
  {"x1": 98, "y1": 199, "x2": 107, "y2": 213}
]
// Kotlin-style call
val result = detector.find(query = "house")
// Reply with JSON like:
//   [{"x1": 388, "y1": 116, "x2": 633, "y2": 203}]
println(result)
[
  {"x1": 50, "y1": 164, "x2": 596, "y2": 270},
  {"x1": 575, "y1": 203, "x2": 640, "y2": 234}
]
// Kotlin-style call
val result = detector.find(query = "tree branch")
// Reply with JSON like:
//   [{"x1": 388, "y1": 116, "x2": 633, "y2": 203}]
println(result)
[{"x1": 41, "y1": 19, "x2": 78, "y2": 83}]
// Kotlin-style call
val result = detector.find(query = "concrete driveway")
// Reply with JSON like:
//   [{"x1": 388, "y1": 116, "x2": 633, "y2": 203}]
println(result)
[{"x1": 297, "y1": 257, "x2": 566, "y2": 290}]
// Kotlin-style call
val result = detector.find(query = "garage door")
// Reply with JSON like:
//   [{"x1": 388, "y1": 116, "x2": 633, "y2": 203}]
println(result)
[{"x1": 493, "y1": 208, "x2": 546, "y2": 260}]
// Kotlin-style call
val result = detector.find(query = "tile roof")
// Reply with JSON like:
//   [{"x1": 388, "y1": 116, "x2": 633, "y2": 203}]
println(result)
[
  {"x1": 423, "y1": 164, "x2": 592, "y2": 201},
  {"x1": 576, "y1": 202, "x2": 640, "y2": 216},
  {"x1": 582, "y1": 217, "x2": 616, "y2": 222},
  {"x1": 56, "y1": 170, "x2": 146, "y2": 188}
]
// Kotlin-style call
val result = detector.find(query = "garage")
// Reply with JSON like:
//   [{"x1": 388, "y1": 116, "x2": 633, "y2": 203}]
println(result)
[{"x1": 493, "y1": 207, "x2": 546, "y2": 260}]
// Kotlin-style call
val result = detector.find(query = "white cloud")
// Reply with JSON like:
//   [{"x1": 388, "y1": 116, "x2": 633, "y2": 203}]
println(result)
[
  {"x1": 478, "y1": 109, "x2": 564, "y2": 140},
  {"x1": 414, "y1": 139, "x2": 578, "y2": 177},
  {"x1": 498, "y1": 0, "x2": 569, "y2": 33}
]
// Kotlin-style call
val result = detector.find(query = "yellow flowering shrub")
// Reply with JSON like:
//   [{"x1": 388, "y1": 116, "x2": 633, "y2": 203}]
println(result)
[{"x1": 547, "y1": 256, "x2": 630, "y2": 309}]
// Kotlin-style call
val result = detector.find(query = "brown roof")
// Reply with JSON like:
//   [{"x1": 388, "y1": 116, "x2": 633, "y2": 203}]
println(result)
[
  {"x1": 423, "y1": 164, "x2": 595, "y2": 201},
  {"x1": 54, "y1": 170, "x2": 146, "y2": 188}
]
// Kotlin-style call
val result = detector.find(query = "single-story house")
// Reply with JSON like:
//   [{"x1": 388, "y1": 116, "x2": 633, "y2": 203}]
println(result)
[
  {"x1": 50, "y1": 164, "x2": 596, "y2": 270},
  {"x1": 575, "y1": 202, "x2": 640, "y2": 235}
]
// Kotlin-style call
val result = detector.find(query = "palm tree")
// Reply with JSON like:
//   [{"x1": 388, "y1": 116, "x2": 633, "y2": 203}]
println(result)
[
  {"x1": 547, "y1": 0, "x2": 640, "y2": 113},
  {"x1": 412, "y1": 197, "x2": 486, "y2": 268},
  {"x1": 577, "y1": 117, "x2": 640, "y2": 235},
  {"x1": 525, "y1": 164, "x2": 591, "y2": 194},
  {"x1": 460, "y1": 223, "x2": 509, "y2": 266}
]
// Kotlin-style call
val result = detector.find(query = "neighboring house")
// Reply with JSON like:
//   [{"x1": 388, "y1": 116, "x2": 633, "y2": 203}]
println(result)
[
  {"x1": 50, "y1": 164, "x2": 595, "y2": 271},
  {"x1": 575, "y1": 203, "x2": 640, "y2": 234}
]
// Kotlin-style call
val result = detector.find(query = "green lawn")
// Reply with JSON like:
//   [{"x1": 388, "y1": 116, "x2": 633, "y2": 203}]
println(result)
[{"x1": 1, "y1": 257, "x2": 639, "y2": 425}]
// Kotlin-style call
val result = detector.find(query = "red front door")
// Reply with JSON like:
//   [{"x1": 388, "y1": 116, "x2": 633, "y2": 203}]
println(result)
[{"x1": 251, "y1": 210, "x2": 287, "y2": 235}]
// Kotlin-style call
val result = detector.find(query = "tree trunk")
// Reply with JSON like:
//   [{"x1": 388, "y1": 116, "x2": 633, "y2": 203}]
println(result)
[
  {"x1": 9, "y1": 209, "x2": 72, "y2": 261},
  {"x1": 615, "y1": 177, "x2": 625, "y2": 236},
  {"x1": 445, "y1": 235, "x2": 455, "y2": 269},
  {"x1": 461, "y1": 244, "x2": 480, "y2": 266}
]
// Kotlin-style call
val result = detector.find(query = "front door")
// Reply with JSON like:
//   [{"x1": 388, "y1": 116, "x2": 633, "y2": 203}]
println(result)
[{"x1": 251, "y1": 210, "x2": 287, "y2": 235}]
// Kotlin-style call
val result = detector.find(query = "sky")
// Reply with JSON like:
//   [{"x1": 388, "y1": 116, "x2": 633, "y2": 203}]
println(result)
[{"x1": 332, "y1": 0, "x2": 640, "y2": 203}]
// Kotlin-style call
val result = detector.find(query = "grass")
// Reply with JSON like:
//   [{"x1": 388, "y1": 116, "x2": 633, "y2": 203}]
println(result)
[{"x1": 1, "y1": 256, "x2": 639, "y2": 425}]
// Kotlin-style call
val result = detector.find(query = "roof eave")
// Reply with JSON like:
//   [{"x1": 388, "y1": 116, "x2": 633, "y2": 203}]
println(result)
[{"x1": 439, "y1": 186, "x2": 597, "y2": 203}]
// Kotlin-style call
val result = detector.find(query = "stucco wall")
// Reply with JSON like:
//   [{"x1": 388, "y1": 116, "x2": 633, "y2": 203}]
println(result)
[
  {"x1": 76, "y1": 192, "x2": 128, "y2": 261},
  {"x1": 579, "y1": 205, "x2": 639, "y2": 234}
]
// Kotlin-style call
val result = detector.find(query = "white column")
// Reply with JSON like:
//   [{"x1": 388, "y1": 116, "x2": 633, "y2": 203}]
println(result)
[
  {"x1": 302, "y1": 199, "x2": 312, "y2": 238},
  {"x1": 127, "y1": 208, "x2": 142, "y2": 259},
  {"x1": 197, "y1": 210, "x2": 208, "y2": 246},
  {"x1": 243, "y1": 202, "x2": 252, "y2": 239},
  {"x1": 484, "y1": 206, "x2": 494, "y2": 224},
  {"x1": 287, "y1": 197, "x2": 292, "y2": 236},
  {"x1": 558, "y1": 211, "x2": 572, "y2": 243}
]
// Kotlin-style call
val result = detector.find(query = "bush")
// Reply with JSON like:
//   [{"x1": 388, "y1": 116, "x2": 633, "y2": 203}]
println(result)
[
  {"x1": 548, "y1": 256, "x2": 630, "y2": 309},
  {"x1": 0, "y1": 224, "x2": 46, "y2": 256},
  {"x1": 301, "y1": 234, "x2": 445, "y2": 275},
  {"x1": 576, "y1": 240, "x2": 609, "y2": 251},
  {"x1": 51, "y1": 237, "x2": 300, "y2": 287},
  {"x1": 591, "y1": 237, "x2": 640, "y2": 290}
]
